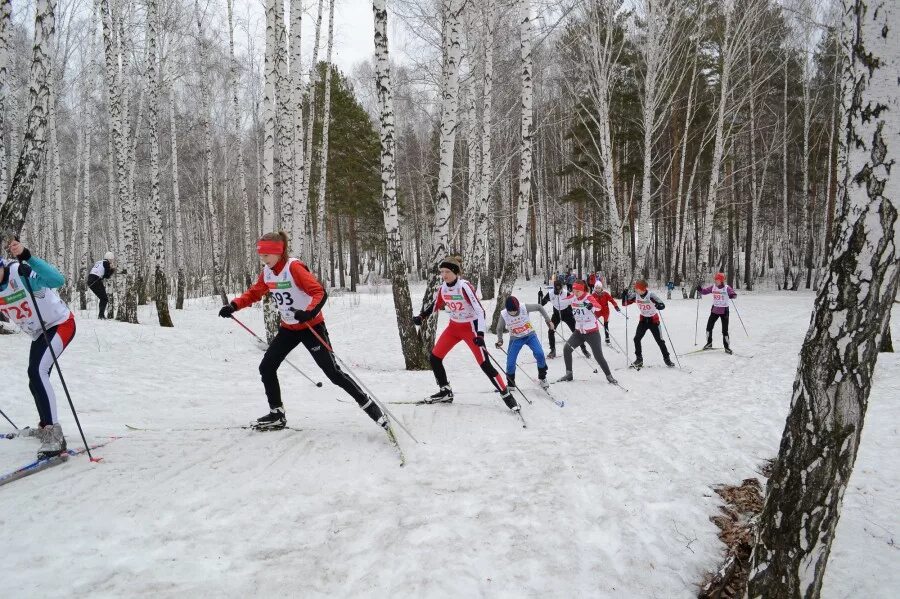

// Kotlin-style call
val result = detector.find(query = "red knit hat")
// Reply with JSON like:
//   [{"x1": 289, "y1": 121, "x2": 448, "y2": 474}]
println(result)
[
  {"x1": 634, "y1": 280, "x2": 648, "y2": 292},
  {"x1": 714, "y1": 272, "x2": 726, "y2": 282}
]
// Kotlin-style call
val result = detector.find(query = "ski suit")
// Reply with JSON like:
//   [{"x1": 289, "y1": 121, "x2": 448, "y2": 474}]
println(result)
[
  {"x1": 591, "y1": 290, "x2": 620, "y2": 341},
  {"x1": 563, "y1": 293, "x2": 613, "y2": 377},
  {"x1": 700, "y1": 283, "x2": 737, "y2": 348},
  {"x1": 496, "y1": 303, "x2": 550, "y2": 379},
  {"x1": 0, "y1": 258, "x2": 75, "y2": 426},
  {"x1": 540, "y1": 288, "x2": 588, "y2": 354},
  {"x1": 622, "y1": 290, "x2": 671, "y2": 362},
  {"x1": 87, "y1": 259, "x2": 115, "y2": 319}
]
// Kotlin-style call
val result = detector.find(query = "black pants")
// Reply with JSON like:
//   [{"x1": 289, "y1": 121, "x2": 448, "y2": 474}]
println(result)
[
  {"x1": 706, "y1": 309, "x2": 730, "y2": 347},
  {"x1": 259, "y1": 323, "x2": 383, "y2": 423},
  {"x1": 634, "y1": 318, "x2": 669, "y2": 361},
  {"x1": 87, "y1": 275, "x2": 108, "y2": 319},
  {"x1": 548, "y1": 308, "x2": 586, "y2": 353}
]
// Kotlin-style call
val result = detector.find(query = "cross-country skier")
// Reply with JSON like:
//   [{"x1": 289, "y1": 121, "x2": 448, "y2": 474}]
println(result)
[
  {"x1": 698, "y1": 272, "x2": 737, "y2": 354},
  {"x1": 540, "y1": 276, "x2": 590, "y2": 359},
  {"x1": 218, "y1": 232, "x2": 393, "y2": 433},
  {"x1": 622, "y1": 280, "x2": 674, "y2": 369},
  {"x1": 413, "y1": 256, "x2": 519, "y2": 412},
  {"x1": 87, "y1": 251, "x2": 116, "y2": 319},
  {"x1": 0, "y1": 239, "x2": 75, "y2": 459},
  {"x1": 555, "y1": 281, "x2": 617, "y2": 384},
  {"x1": 495, "y1": 296, "x2": 553, "y2": 390},
  {"x1": 591, "y1": 280, "x2": 621, "y2": 344}
]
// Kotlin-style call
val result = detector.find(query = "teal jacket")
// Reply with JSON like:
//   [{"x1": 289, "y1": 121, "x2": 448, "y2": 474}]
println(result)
[{"x1": 0, "y1": 257, "x2": 66, "y2": 293}]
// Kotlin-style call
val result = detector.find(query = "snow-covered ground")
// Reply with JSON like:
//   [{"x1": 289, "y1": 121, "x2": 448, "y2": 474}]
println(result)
[{"x1": 0, "y1": 282, "x2": 896, "y2": 598}]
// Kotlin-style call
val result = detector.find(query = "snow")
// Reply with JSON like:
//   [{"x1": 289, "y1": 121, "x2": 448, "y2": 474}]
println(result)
[{"x1": 0, "y1": 284, "x2": 897, "y2": 598}]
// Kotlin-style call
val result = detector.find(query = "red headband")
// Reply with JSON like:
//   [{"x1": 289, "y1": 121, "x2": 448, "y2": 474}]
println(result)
[
  {"x1": 572, "y1": 282, "x2": 587, "y2": 292},
  {"x1": 257, "y1": 240, "x2": 285, "y2": 256}
]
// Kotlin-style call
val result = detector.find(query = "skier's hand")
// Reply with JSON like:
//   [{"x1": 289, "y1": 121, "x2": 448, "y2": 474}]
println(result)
[
  {"x1": 7, "y1": 239, "x2": 28, "y2": 260},
  {"x1": 412, "y1": 314, "x2": 422, "y2": 327},
  {"x1": 615, "y1": 307, "x2": 621, "y2": 313},
  {"x1": 291, "y1": 308, "x2": 314, "y2": 323},
  {"x1": 654, "y1": 301, "x2": 665, "y2": 310},
  {"x1": 16, "y1": 261, "x2": 33, "y2": 279},
  {"x1": 474, "y1": 333, "x2": 486, "y2": 347},
  {"x1": 218, "y1": 304, "x2": 236, "y2": 318},
  {"x1": 495, "y1": 338, "x2": 504, "y2": 349},
  {"x1": 547, "y1": 321, "x2": 555, "y2": 331}
]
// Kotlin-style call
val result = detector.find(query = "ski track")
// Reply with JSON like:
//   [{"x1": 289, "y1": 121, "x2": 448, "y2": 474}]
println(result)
[{"x1": 0, "y1": 284, "x2": 896, "y2": 598}]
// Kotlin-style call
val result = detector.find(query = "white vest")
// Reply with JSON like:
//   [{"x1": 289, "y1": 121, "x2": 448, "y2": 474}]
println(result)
[
  {"x1": 501, "y1": 309, "x2": 536, "y2": 339},
  {"x1": 440, "y1": 279, "x2": 479, "y2": 323},
  {"x1": 263, "y1": 258, "x2": 314, "y2": 325},
  {"x1": 711, "y1": 285, "x2": 731, "y2": 309},
  {"x1": 90, "y1": 260, "x2": 105, "y2": 277},
  {"x1": 570, "y1": 295, "x2": 600, "y2": 333},
  {"x1": 0, "y1": 263, "x2": 71, "y2": 339},
  {"x1": 636, "y1": 294, "x2": 658, "y2": 318},
  {"x1": 548, "y1": 288, "x2": 574, "y2": 311}
]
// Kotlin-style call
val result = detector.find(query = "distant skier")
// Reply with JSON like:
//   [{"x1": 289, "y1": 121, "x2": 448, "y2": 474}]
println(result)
[
  {"x1": 591, "y1": 280, "x2": 621, "y2": 344},
  {"x1": 495, "y1": 296, "x2": 553, "y2": 390},
  {"x1": 698, "y1": 272, "x2": 737, "y2": 354},
  {"x1": 540, "y1": 276, "x2": 590, "y2": 359},
  {"x1": 413, "y1": 256, "x2": 519, "y2": 412},
  {"x1": 0, "y1": 239, "x2": 75, "y2": 459},
  {"x1": 218, "y1": 231, "x2": 393, "y2": 434},
  {"x1": 555, "y1": 281, "x2": 617, "y2": 384},
  {"x1": 622, "y1": 280, "x2": 674, "y2": 369},
  {"x1": 666, "y1": 280, "x2": 675, "y2": 300},
  {"x1": 87, "y1": 251, "x2": 116, "y2": 319}
]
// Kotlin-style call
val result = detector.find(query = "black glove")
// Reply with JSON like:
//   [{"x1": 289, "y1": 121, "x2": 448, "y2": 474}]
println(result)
[
  {"x1": 291, "y1": 309, "x2": 314, "y2": 323},
  {"x1": 17, "y1": 261, "x2": 32, "y2": 278},
  {"x1": 412, "y1": 314, "x2": 422, "y2": 327},
  {"x1": 655, "y1": 301, "x2": 665, "y2": 310},
  {"x1": 696, "y1": 283, "x2": 703, "y2": 292},
  {"x1": 474, "y1": 333, "x2": 486, "y2": 347},
  {"x1": 621, "y1": 289, "x2": 629, "y2": 302},
  {"x1": 218, "y1": 303, "x2": 236, "y2": 318},
  {"x1": 16, "y1": 247, "x2": 32, "y2": 261}
]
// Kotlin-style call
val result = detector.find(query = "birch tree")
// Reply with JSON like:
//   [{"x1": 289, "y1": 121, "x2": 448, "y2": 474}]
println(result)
[
  {"x1": 471, "y1": 0, "x2": 496, "y2": 298},
  {"x1": 314, "y1": 0, "x2": 335, "y2": 280},
  {"x1": 0, "y1": 0, "x2": 10, "y2": 205},
  {"x1": 747, "y1": 2, "x2": 899, "y2": 595},
  {"x1": 168, "y1": 82, "x2": 186, "y2": 309},
  {"x1": 289, "y1": 0, "x2": 306, "y2": 257},
  {"x1": 300, "y1": 0, "x2": 325, "y2": 223},
  {"x1": 261, "y1": 0, "x2": 277, "y2": 232},
  {"x1": 228, "y1": 0, "x2": 252, "y2": 282},
  {"x1": 372, "y1": 0, "x2": 427, "y2": 369}
]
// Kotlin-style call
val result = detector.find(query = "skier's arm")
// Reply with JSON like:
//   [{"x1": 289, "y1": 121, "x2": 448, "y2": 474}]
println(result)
[
  {"x1": 587, "y1": 294, "x2": 603, "y2": 316},
  {"x1": 621, "y1": 290, "x2": 636, "y2": 306},
  {"x1": 609, "y1": 294, "x2": 620, "y2": 311},
  {"x1": 231, "y1": 274, "x2": 269, "y2": 310},
  {"x1": 525, "y1": 303, "x2": 552, "y2": 325},
  {"x1": 539, "y1": 292, "x2": 550, "y2": 306},
  {"x1": 496, "y1": 317, "x2": 506, "y2": 343},
  {"x1": 461, "y1": 282, "x2": 486, "y2": 334},
  {"x1": 699, "y1": 285, "x2": 713, "y2": 295},
  {"x1": 727, "y1": 285, "x2": 737, "y2": 299},
  {"x1": 649, "y1": 292, "x2": 665, "y2": 310},
  {"x1": 20, "y1": 256, "x2": 65, "y2": 291},
  {"x1": 103, "y1": 260, "x2": 115, "y2": 278},
  {"x1": 289, "y1": 260, "x2": 327, "y2": 318}
]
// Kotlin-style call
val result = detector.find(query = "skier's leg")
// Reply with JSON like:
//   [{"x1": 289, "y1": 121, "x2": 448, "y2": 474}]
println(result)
[
  {"x1": 506, "y1": 336, "x2": 526, "y2": 378},
  {"x1": 565, "y1": 310, "x2": 589, "y2": 354},
  {"x1": 586, "y1": 331, "x2": 612, "y2": 376},
  {"x1": 603, "y1": 318, "x2": 611, "y2": 342},
  {"x1": 650, "y1": 321, "x2": 670, "y2": 359},
  {"x1": 633, "y1": 319, "x2": 649, "y2": 361},
  {"x1": 258, "y1": 328, "x2": 303, "y2": 410},
  {"x1": 27, "y1": 316, "x2": 76, "y2": 426},
  {"x1": 705, "y1": 313, "x2": 717, "y2": 345},
  {"x1": 430, "y1": 324, "x2": 463, "y2": 387},
  {"x1": 527, "y1": 333, "x2": 547, "y2": 369},
  {"x1": 462, "y1": 333, "x2": 507, "y2": 392},
  {"x1": 302, "y1": 323, "x2": 385, "y2": 422},
  {"x1": 548, "y1": 310, "x2": 560, "y2": 354},
  {"x1": 563, "y1": 330, "x2": 582, "y2": 372},
  {"x1": 722, "y1": 309, "x2": 731, "y2": 349}
]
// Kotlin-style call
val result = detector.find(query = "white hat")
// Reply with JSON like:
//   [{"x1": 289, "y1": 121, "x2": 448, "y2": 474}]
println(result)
[
  {"x1": 593, "y1": 280, "x2": 603, "y2": 290},
  {"x1": 104, "y1": 251, "x2": 115, "y2": 261}
]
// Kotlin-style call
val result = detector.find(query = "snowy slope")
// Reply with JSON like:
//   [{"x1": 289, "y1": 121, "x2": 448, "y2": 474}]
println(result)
[{"x1": 0, "y1": 284, "x2": 896, "y2": 598}]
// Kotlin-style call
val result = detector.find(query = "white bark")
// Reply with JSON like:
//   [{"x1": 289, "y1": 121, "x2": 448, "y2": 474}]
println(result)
[
  {"x1": 275, "y1": 0, "x2": 292, "y2": 233},
  {"x1": 227, "y1": 0, "x2": 252, "y2": 277},
  {"x1": 472, "y1": 0, "x2": 496, "y2": 289},
  {"x1": 300, "y1": 0, "x2": 325, "y2": 225},
  {"x1": 314, "y1": 0, "x2": 335, "y2": 280},
  {"x1": 168, "y1": 82, "x2": 185, "y2": 309},
  {"x1": 289, "y1": 0, "x2": 306, "y2": 256},
  {"x1": 261, "y1": 0, "x2": 277, "y2": 232},
  {"x1": 0, "y1": 0, "x2": 9, "y2": 205}
]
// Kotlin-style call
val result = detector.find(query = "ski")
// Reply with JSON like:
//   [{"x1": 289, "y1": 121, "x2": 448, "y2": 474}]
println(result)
[
  {"x1": 0, "y1": 439, "x2": 116, "y2": 488},
  {"x1": 680, "y1": 347, "x2": 754, "y2": 359},
  {"x1": 623, "y1": 364, "x2": 693, "y2": 375},
  {"x1": 125, "y1": 424, "x2": 304, "y2": 433},
  {"x1": 537, "y1": 387, "x2": 565, "y2": 407}
]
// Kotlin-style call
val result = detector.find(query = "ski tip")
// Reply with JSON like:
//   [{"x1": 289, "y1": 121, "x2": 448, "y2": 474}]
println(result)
[{"x1": 90, "y1": 457, "x2": 104, "y2": 463}]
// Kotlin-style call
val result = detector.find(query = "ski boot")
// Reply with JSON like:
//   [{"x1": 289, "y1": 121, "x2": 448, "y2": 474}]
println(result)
[
  {"x1": 547, "y1": 350, "x2": 557, "y2": 359},
  {"x1": 539, "y1": 378, "x2": 550, "y2": 390},
  {"x1": 630, "y1": 359, "x2": 643, "y2": 370},
  {"x1": 702, "y1": 340, "x2": 713, "y2": 350},
  {"x1": 499, "y1": 389, "x2": 520, "y2": 412},
  {"x1": 37, "y1": 424, "x2": 66, "y2": 460},
  {"x1": 605, "y1": 336, "x2": 611, "y2": 345},
  {"x1": 423, "y1": 385, "x2": 454, "y2": 404},
  {"x1": 506, "y1": 374, "x2": 517, "y2": 389},
  {"x1": 253, "y1": 407, "x2": 287, "y2": 430},
  {"x1": 723, "y1": 335, "x2": 732, "y2": 354},
  {"x1": 556, "y1": 371, "x2": 574, "y2": 383},
  {"x1": 606, "y1": 374, "x2": 618, "y2": 385},
  {"x1": 724, "y1": 347, "x2": 733, "y2": 355},
  {"x1": 664, "y1": 356, "x2": 676, "y2": 368},
  {"x1": 582, "y1": 346, "x2": 592, "y2": 359}
]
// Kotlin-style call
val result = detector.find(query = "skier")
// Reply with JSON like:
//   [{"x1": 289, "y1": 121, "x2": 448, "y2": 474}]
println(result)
[
  {"x1": 540, "y1": 276, "x2": 590, "y2": 359},
  {"x1": 622, "y1": 280, "x2": 674, "y2": 369},
  {"x1": 698, "y1": 272, "x2": 738, "y2": 354},
  {"x1": 555, "y1": 281, "x2": 617, "y2": 384},
  {"x1": 218, "y1": 232, "x2": 393, "y2": 433},
  {"x1": 0, "y1": 239, "x2": 75, "y2": 459},
  {"x1": 412, "y1": 256, "x2": 519, "y2": 412},
  {"x1": 87, "y1": 251, "x2": 116, "y2": 319},
  {"x1": 591, "y1": 280, "x2": 621, "y2": 344},
  {"x1": 495, "y1": 296, "x2": 553, "y2": 390},
  {"x1": 665, "y1": 280, "x2": 675, "y2": 300}
]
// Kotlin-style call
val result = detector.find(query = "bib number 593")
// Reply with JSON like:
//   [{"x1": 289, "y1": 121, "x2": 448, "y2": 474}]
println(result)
[{"x1": 272, "y1": 291, "x2": 294, "y2": 306}]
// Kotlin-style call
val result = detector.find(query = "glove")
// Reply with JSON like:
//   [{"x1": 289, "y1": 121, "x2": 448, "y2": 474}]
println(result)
[
  {"x1": 495, "y1": 339, "x2": 504, "y2": 349},
  {"x1": 412, "y1": 314, "x2": 422, "y2": 327},
  {"x1": 621, "y1": 289, "x2": 629, "y2": 302},
  {"x1": 474, "y1": 333, "x2": 486, "y2": 347},
  {"x1": 696, "y1": 283, "x2": 703, "y2": 292},
  {"x1": 291, "y1": 309, "x2": 314, "y2": 323},
  {"x1": 16, "y1": 247, "x2": 32, "y2": 262},
  {"x1": 218, "y1": 303, "x2": 236, "y2": 318},
  {"x1": 547, "y1": 321, "x2": 556, "y2": 331},
  {"x1": 615, "y1": 307, "x2": 621, "y2": 313},
  {"x1": 655, "y1": 301, "x2": 665, "y2": 310},
  {"x1": 16, "y1": 261, "x2": 33, "y2": 278}
]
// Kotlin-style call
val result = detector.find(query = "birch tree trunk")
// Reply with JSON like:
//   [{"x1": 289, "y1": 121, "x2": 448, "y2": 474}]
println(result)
[
  {"x1": 78, "y1": 129, "x2": 90, "y2": 309},
  {"x1": 261, "y1": 0, "x2": 277, "y2": 232},
  {"x1": 49, "y1": 81, "x2": 65, "y2": 274},
  {"x1": 491, "y1": 0, "x2": 533, "y2": 330},
  {"x1": 0, "y1": 0, "x2": 10, "y2": 206},
  {"x1": 274, "y1": 0, "x2": 292, "y2": 233},
  {"x1": 372, "y1": 0, "x2": 427, "y2": 370},
  {"x1": 673, "y1": 53, "x2": 697, "y2": 283},
  {"x1": 314, "y1": 0, "x2": 335, "y2": 281},
  {"x1": 146, "y1": 0, "x2": 171, "y2": 326},
  {"x1": 471, "y1": 0, "x2": 495, "y2": 298},
  {"x1": 747, "y1": 3, "x2": 899, "y2": 595},
  {"x1": 0, "y1": 0, "x2": 55, "y2": 236},
  {"x1": 289, "y1": 0, "x2": 306, "y2": 257},
  {"x1": 300, "y1": 0, "x2": 325, "y2": 224},
  {"x1": 228, "y1": 0, "x2": 252, "y2": 283},
  {"x1": 168, "y1": 83, "x2": 186, "y2": 310},
  {"x1": 748, "y1": 0, "x2": 900, "y2": 598},
  {"x1": 782, "y1": 59, "x2": 792, "y2": 289}
]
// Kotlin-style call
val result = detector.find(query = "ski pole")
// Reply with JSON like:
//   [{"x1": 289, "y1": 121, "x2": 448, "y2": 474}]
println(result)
[
  {"x1": 694, "y1": 285, "x2": 700, "y2": 346},
  {"x1": 229, "y1": 316, "x2": 324, "y2": 388},
  {"x1": 306, "y1": 324, "x2": 419, "y2": 444},
  {"x1": 485, "y1": 347, "x2": 532, "y2": 405},
  {"x1": 729, "y1": 298, "x2": 750, "y2": 338},
  {"x1": 21, "y1": 276, "x2": 97, "y2": 462},
  {"x1": 497, "y1": 346, "x2": 560, "y2": 407},
  {"x1": 624, "y1": 299, "x2": 630, "y2": 367},
  {"x1": 658, "y1": 311, "x2": 683, "y2": 369},
  {"x1": 0, "y1": 406, "x2": 17, "y2": 430}
]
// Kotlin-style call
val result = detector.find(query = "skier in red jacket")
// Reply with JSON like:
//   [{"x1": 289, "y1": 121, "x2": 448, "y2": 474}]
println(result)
[{"x1": 591, "y1": 281, "x2": 621, "y2": 345}]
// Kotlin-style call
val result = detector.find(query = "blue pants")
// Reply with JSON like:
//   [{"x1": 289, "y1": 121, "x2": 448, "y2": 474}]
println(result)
[{"x1": 506, "y1": 333, "x2": 547, "y2": 376}]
